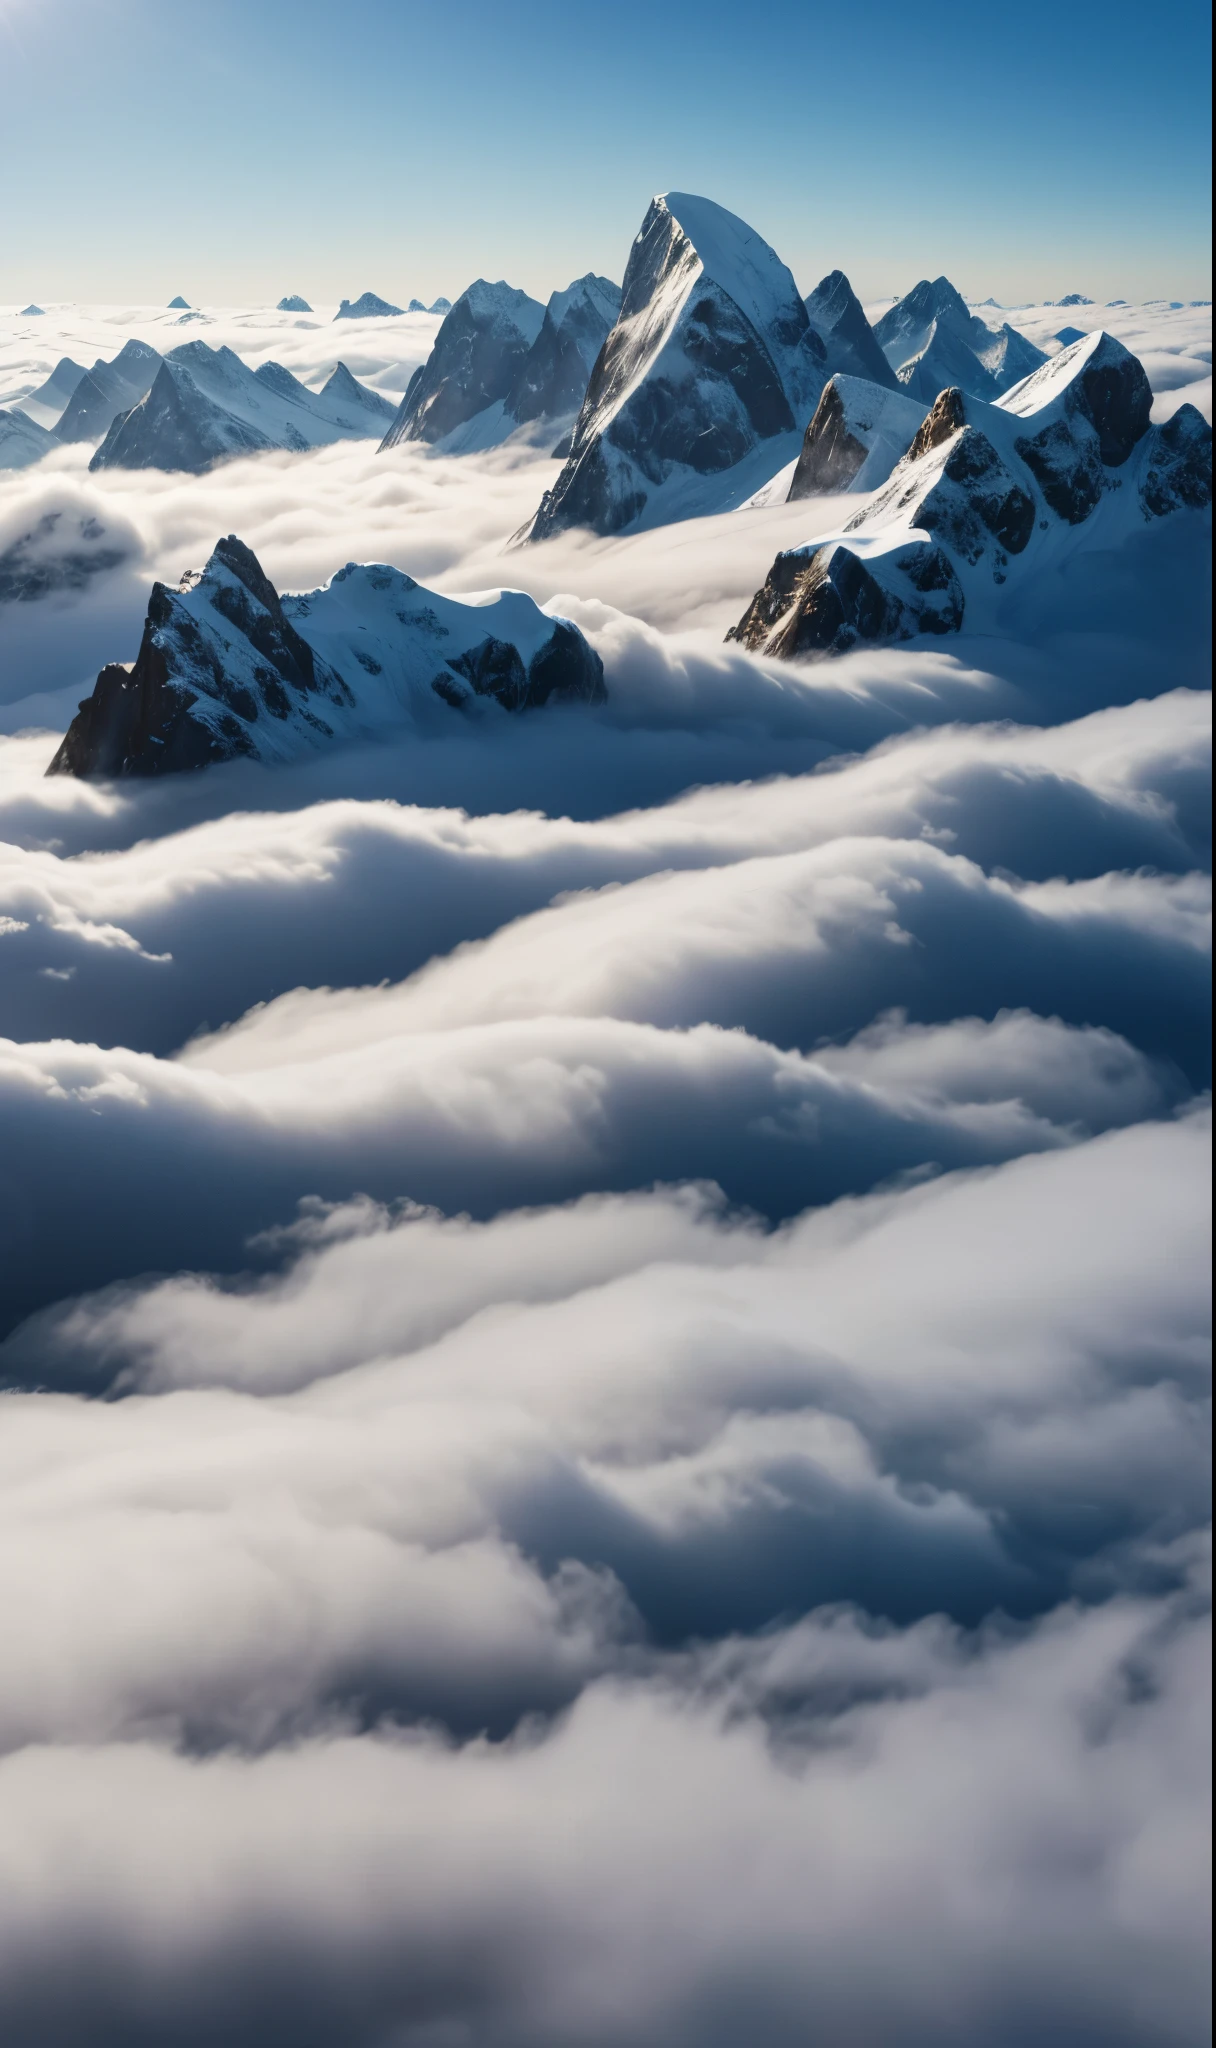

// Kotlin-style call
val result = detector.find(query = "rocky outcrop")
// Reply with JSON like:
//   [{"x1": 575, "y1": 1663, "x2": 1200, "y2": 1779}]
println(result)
[
  {"x1": 728, "y1": 539, "x2": 963, "y2": 656},
  {"x1": 379, "y1": 281, "x2": 546, "y2": 446},
  {"x1": 525, "y1": 192, "x2": 829, "y2": 540},
  {"x1": 335, "y1": 293, "x2": 404, "y2": 319},
  {"x1": 48, "y1": 538, "x2": 606, "y2": 779},
  {"x1": 53, "y1": 340, "x2": 164, "y2": 444},
  {"x1": 803, "y1": 271, "x2": 897, "y2": 389},
  {"x1": 1002, "y1": 330, "x2": 1152, "y2": 522},
  {"x1": 277, "y1": 295, "x2": 312, "y2": 312},
  {"x1": 1139, "y1": 404, "x2": 1213, "y2": 518},
  {"x1": 48, "y1": 537, "x2": 349, "y2": 778},
  {"x1": 787, "y1": 377, "x2": 927, "y2": 498},
  {"x1": 728, "y1": 332, "x2": 1210, "y2": 663}
]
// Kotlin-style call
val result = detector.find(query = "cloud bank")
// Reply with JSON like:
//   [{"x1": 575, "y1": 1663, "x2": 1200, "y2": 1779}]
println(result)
[{"x1": 0, "y1": 295, "x2": 1210, "y2": 2046}]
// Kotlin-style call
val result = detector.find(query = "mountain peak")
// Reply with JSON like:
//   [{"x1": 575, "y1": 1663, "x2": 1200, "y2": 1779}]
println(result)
[{"x1": 335, "y1": 293, "x2": 405, "y2": 320}]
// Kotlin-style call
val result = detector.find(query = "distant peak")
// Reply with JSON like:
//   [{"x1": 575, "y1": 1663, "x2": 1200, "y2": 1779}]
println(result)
[{"x1": 167, "y1": 296, "x2": 190, "y2": 309}]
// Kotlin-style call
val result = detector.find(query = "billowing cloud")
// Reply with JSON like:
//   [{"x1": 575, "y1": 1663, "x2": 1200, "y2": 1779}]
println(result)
[{"x1": 0, "y1": 294, "x2": 1210, "y2": 2047}]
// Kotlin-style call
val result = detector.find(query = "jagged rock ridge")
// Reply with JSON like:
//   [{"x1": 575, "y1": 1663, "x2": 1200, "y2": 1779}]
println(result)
[
  {"x1": 48, "y1": 537, "x2": 606, "y2": 779},
  {"x1": 277, "y1": 295, "x2": 313, "y2": 313},
  {"x1": 729, "y1": 332, "x2": 1211, "y2": 660},
  {"x1": 526, "y1": 192, "x2": 830, "y2": 540}
]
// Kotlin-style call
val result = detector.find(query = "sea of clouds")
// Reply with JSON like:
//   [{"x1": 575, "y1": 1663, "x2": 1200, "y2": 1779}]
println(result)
[{"x1": 0, "y1": 297, "x2": 1210, "y2": 2046}]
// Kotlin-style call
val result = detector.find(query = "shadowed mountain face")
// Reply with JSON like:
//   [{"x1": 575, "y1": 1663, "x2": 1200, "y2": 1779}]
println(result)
[
  {"x1": 804, "y1": 271, "x2": 897, "y2": 389},
  {"x1": 525, "y1": 192, "x2": 830, "y2": 540},
  {"x1": 730, "y1": 333, "x2": 1211, "y2": 659},
  {"x1": 89, "y1": 344, "x2": 401, "y2": 474},
  {"x1": 52, "y1": 339, "x2": 164, "y2": 443},
  {"x1": 379, "y1": 281, "x2": 546, "y2": 446},
  {"x1": 506, "y1": 275, "x2": 622, "y2": 431},
  {"x1": 48, "y1": 536, "x2": 606, "y2": 779}
]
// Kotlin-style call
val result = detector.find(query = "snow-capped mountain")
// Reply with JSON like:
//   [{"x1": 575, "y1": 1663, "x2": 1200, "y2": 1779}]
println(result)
[
  {"x1": 0, "y1": 407, "x2": 60, "y2": 471},
  {"x1": 48, "y1": 535, "x2": 606, "y2": 778},
  {"x1": 525, "y1": 192, "x2": 831, "y2": 540},
  {"x1": 89, "y1": 344, "x2": 400, "y2": 473},
  {"x1": 729, "y1": 332, "x2": 1211, "y2": 659},
  {"x1": 874, "y1": 278, "x2": 1048, "y2": 402},
  {"x1": 506, "y1": 274, "x2": 622, "y2": 438},
  {"x1": 277, "y1": 294, "x2": 312, "y2": 312},
  {"x1": 53, "y1": 339, "x2": 164, "y2": 443},
  {"x1": 803, "y1": 272, "x2": 897, "y2": 389},
  {"x1": 787, "y1": 375, "x2": 927, "y2": 498},
  {"x1": 335, "y1": 293, "x2": 405, "y2": 319},
  {"x1": 379, "y1": 281, "x2": 546, "y2": 448},
  {"x1": 18, "y1": 354, "x2": 87, "y2": 430}
]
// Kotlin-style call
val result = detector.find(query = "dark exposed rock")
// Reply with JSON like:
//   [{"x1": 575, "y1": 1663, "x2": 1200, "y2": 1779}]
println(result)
[
  {"x1": 1140, "y1": 404, "x2": 1213, "y2": 519},
  {"x1": 380, "y1": 281, "x2": 545, "y2": 446},
  {"x1": 909, "y1": 427, "x2": 1036, "y2": 563},
  {"x1": 277, "y1": 295, "x2": 312, "y2": 313},
  {"x1": 906, "y1": 386, "x2": 970, "y2": 460},
  {"x1": 728, "y1": 539, "x2": 963, "y2": 657},
  {"x1": 527, "y1": 193, "x2": 823, "y2": 540},
  {"x1": 47, "y1": 537, "x2": 352, "y2": 780},
  {"x1": 1011, "y1": 334, "x2": 1153, "y2": 523},
  {"x1": 789, "y1": 383, "x2": 868, "y2": 496},
  {"x1": 48, "y1": 539, "x2": 607, "y2": 780},
  {"x1": 788, "y1": 377, "x2": 926, "y2": 499},
  {"x1": 167, "y1": 297, "x2": 190, "y2": 310}
]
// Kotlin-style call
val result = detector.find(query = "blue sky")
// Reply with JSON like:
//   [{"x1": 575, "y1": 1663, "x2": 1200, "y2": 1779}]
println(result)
[{"x1": 1, "y1": 0, "x2": 1210, "y2": 306}]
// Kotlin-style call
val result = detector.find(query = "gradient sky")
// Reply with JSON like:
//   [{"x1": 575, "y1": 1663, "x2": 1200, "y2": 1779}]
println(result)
[{"x1": 1, "y1": 0, "x2": 1211, "y2": 307}]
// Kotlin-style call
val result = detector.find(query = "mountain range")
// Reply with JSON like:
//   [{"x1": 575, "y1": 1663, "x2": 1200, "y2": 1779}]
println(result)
[
  {"x1": 378, "y1": 274, "x2": 621, "y2": 452},
  {"x1": 48, "y1": 536, "x2": 606, "y2": 778},
  {"x1": 729, "y1": 331, "x2": 1212, "y2": 658}
]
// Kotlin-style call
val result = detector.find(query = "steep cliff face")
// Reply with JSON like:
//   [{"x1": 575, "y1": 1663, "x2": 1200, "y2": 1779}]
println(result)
[
  {"x1": 379, "y1": 282, "x2": 546, "y2": 447},
  {"x1": 525, "y1": 193, "x2": 829, "y2": 540},
  {"x1": 787, "y1": 377, "x2": 927, "y2": 498},
  {"x1": 729, "y1": 334, "x2": 1211, "y2": 661},
  {"x1": 48, "y1": 538, "x2": 606, "y2": 780}
]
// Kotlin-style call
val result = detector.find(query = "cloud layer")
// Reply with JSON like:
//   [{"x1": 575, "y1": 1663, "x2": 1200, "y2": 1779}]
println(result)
[{"x1": 0, "y1": 296, "x2": 1210, "y2": 2046}]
